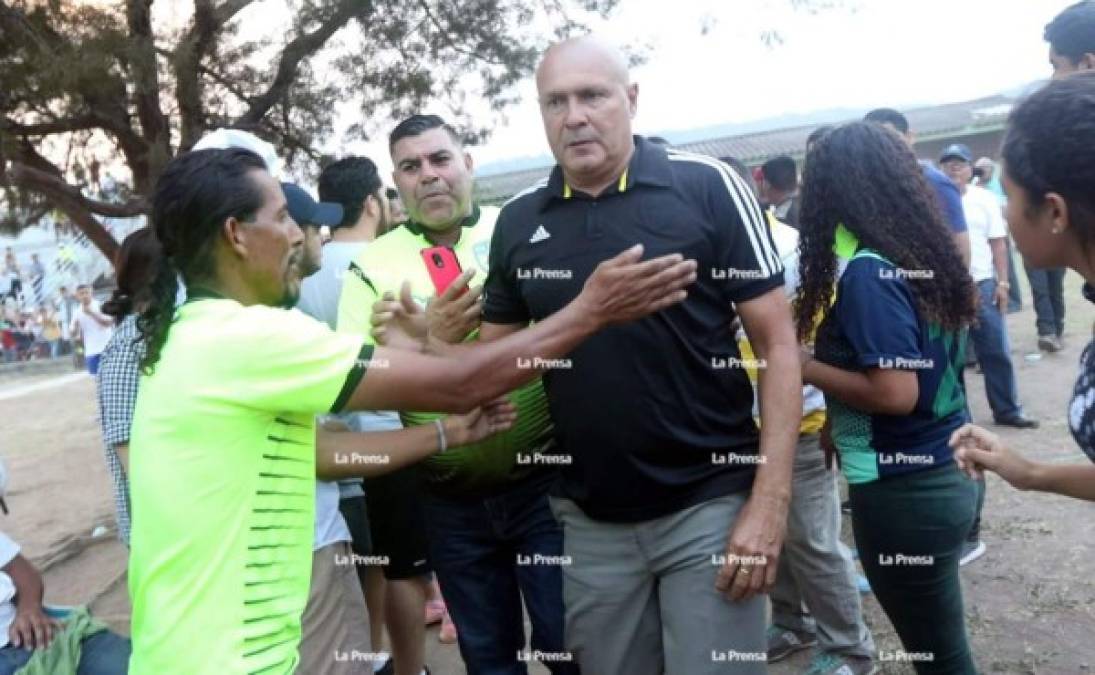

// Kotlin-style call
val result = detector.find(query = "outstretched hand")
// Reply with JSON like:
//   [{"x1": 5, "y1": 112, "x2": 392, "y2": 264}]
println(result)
[
  {"x1": 576, "y1": 245, "x2": 697, "y2": 327},
  {"x1": 370, "y1": 281, "x2": 427, "y2": 350},
  {"x1": 444, "y1": 396, "x2": 518, "y2": 447}
]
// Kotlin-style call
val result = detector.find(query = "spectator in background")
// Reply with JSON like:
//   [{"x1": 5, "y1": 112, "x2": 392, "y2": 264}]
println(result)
[
  {"x1": 38, "y1": 304, "x2": 61, "y2": 359},
  {"x1": 1046, "y1": 0, "x2": 1095, "y2": 77},
  {"x1": 97, "y1": 228, "x2": 163, "y2": 547},
  {"x1": 386, "y1": 187, "x2": 408, "y2": 226},
  {"x1": 940, "y1": 143, "x2": 1037, "y2": 429},
  {"x1": 723, "y1": 156, "x2": 877, "y2": 674},
  {"x1": 316, "y1": 157, "x2": 401, "y2": 672},
  {"x1": 759, "y1": 155, "x2": 801, "y2": 228},
  {"x1": 70, "y1": 284, "x2": 113, "y2": 376},
  {"x1": 863, "y1": 108, "x2": 971, "y2": 268},
  {"x1": 56, "y1": 285, "x2": 77, "y2": 353},
  {"x1": 975, "y1": 157, "x2": 1023, "y2": 313},
  {"x1": 27, "y1": 254, "x2": 45, "y2": 305}
]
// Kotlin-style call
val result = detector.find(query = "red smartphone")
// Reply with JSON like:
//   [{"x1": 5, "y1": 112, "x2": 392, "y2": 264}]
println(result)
[{"x1": 420, "y1": 246, "x2": 465, "y2": 296}]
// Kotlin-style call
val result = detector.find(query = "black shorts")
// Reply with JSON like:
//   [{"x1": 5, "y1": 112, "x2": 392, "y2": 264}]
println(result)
[
  {"x1": 363, "y1": 466, "x2": 432, "y2": 580},
  {"x1": 337, "y1": 494, "x2": 373, "y2": 557}
]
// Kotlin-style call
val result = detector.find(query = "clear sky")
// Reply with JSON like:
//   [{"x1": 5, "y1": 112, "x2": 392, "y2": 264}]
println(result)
[{"x1": 162, "y1": 0, "x2": 1076, "y2": 180}]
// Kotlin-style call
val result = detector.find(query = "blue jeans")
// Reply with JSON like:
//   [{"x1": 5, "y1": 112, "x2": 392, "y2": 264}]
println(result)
[
  {"x1": 0, "y1": 629, "x2": 131, "y2": 675},
  {"x1": 1025, "y1": 265, "x2": 1066, "y2": 337},
  {"x1": 422, "y1": 472, "x2": 576, "y2": 675},
  {"x1": 1005, "y1": 238, "x2": 1022, "y2": 313},
  {"x1": 969, "y1": 279, "x2": 1022, "y2": 420}
]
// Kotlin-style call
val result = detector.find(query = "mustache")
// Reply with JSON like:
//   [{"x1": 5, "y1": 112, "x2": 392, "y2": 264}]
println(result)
[{"x1": 564, "y1": 134, "x2": 598, "y2": 146}]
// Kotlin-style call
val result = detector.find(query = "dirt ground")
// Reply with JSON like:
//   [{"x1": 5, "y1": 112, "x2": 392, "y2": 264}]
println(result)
[{"x1": 1, "y1": 271, "x2": 1093, "y2": 674}]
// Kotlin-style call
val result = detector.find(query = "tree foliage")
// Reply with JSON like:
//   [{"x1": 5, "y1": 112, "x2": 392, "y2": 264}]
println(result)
[
  {"x1": 0, "y1": 0, "x2": 844, "y2": 261},
  {"x1": 0, "y1": 0, "x2": 619, "y2": 259}
]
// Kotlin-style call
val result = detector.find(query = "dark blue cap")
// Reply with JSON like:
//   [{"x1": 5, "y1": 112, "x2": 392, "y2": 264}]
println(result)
[
  {"x1": 939, "y1": 144, "x2": 973, "y2": 164},
  {"x1": 281, "y1": 182, "x2": 343, "y2": 228}
]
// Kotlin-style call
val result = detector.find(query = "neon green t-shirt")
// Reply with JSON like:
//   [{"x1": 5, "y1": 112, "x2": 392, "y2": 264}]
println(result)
[
  {"x1": 128, "y1": 294, "x2": 367, "y2": 674},
  {"x1": 337, "y1": 205, "x2": 554, "y2": 496}
]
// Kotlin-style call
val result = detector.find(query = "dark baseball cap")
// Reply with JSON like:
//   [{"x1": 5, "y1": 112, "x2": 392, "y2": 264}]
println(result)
[
  {"x1": 939, "y1": 144, "x2": 973, "y2": 164},
  {"x1": 281, "y1": 182, "x2": 343, "y2": 228}
]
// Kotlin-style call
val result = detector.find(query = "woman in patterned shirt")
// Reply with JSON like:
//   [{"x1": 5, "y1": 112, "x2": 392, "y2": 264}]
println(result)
[
  {"x1": 97, "y1": 228, "x2": 163, "y2": 546},
  {"x1": 951, "y1": 72, "x2": 1095, "y2": 501}
]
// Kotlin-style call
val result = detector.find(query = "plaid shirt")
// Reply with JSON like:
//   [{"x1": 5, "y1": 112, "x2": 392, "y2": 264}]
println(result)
[{"x1": 96, "y1": 314, "x2": 143, "y2": 546}]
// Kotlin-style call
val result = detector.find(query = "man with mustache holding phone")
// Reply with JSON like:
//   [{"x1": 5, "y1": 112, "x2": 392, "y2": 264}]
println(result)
[{"x1": 338, "y1": 114, "x2": 575, "y2": 675}]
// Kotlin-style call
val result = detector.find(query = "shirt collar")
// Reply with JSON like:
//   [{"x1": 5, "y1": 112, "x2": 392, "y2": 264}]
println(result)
[
  {"x1": 539, "y1": 135, "x2": 674, "y2": 211},
  {"x1": 402, "y1": 203, "x2": 481, "y2": 239}
]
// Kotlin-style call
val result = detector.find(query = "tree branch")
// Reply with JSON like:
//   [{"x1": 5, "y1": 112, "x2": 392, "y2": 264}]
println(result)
[
  {"x1": 126, "y1": 0, "x2": 171, "y2": 183},
  {"x1": 236, "y1": 0, "x2": 371, "y2": 127},
  {"x1": 175, "y1": 0, "x2": 257, "y2": 151},
  {"x1": 6, "y1": 163, "x2": 147, "y2": 218},
  {"x1": 0, "y1": 161, "x2": 123, "y2": 261},
  {"x1": 1, "y1": 116, "x2": 101, "y2": 137}
]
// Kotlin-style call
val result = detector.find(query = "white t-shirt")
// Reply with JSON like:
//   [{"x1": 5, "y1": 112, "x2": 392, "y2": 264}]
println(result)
[
  {"x1": 0, "y1": 531, "x2": 21, "y2": 649},
  {"x1": 298, "y1": 239, "x2": 373, "y2": 551},
  {"x1": 72, "y1": 301, "x2": 114, "y2": 356},
  {"x1": 298, "y1": 241, "x2": 368, "y2": 330},
  {"x1": 963, "y1": 185, "x2": 1008, "y2": 283}
]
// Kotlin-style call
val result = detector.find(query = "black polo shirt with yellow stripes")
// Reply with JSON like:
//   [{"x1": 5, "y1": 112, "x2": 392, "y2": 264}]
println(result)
[{"x1": 483, "y1": 136, "x2": 784, "y2": 523}]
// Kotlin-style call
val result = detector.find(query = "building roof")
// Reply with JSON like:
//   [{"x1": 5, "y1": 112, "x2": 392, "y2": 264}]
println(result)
[{"x1": 473, "y1": 92, "x2": 1024, "y2": 203}]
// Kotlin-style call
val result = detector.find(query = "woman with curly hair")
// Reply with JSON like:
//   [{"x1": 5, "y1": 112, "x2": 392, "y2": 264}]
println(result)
[
  {"x1": 952, "y1": 71, "x2": 1095, "y2": 501},
  {"x1": 796, "y1": 121, "x2": 978, "y2": 673}
]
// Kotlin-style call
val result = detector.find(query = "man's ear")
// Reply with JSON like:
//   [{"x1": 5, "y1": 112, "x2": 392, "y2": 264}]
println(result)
[
  {"x1": 362, "y1": 194, "x2": 377, "y2": 220},
  {"x1": 222, "y1": 216, "x2": 249, "y2": 258},
  {"x1": 463, "y1": 151, "x2": 474, "y2": 174},
  {"x1": 627, "y1": 83, "x2": 639, "y2": 118}
]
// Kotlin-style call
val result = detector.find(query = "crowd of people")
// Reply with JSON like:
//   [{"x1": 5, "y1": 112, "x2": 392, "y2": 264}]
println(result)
[{"x1": 6, "y1": 1, "x2": 1095, "y2": 674}]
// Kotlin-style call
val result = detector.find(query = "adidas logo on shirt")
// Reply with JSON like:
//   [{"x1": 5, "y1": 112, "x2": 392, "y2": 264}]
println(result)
[{"x1": 529, "y1": 225, "x2": 551, "y2": 243}]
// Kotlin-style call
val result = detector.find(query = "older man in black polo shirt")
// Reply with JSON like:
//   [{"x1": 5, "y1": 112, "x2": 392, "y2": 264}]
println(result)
[{"x1": 481, "y1": 36, "x2": 801, "y2": 674}]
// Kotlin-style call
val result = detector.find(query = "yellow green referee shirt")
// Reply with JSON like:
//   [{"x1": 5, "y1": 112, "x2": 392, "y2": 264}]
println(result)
[
  {"x1": 128, "y1": 290, "x2": 369, "y2": 674},
  {"x1": 337, "y1": 205, "x2": 555, "y2": 497}
]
